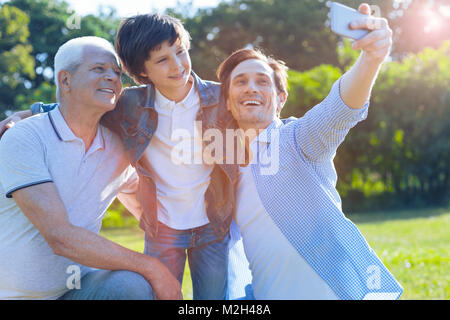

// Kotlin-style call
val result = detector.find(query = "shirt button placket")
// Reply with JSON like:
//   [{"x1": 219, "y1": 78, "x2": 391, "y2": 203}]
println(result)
[{"x1": 171, "y1": 102, "x2": 177, "y2": 135}]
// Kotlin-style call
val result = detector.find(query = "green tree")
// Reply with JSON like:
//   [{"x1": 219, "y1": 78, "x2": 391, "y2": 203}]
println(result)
[
  {"x1": 280, "y1": 41, "x2": 449, "y2": 212},
  {"x1": 282, "y1": 64, "x2": 342, "y2": 118},
  {"x1": 282, "y1": 37, "x2": 357, "y2": 118},
  {"x1": 2, "y1": 0, "x2": 123, "y2": 113},
  {"x1": 171, "y1": 0, "x2": 341, "y2": 81},
  {"x1": 0, "y1": 4, "x2": 34, "y2": 117},
  {"x1": 336, "y1": 41, "x2": 450, "y2": 211},
  {"x1": 168, "y1": 0, "x2": 449, "y2": 81},
  {"x1": 7, "y1": 0, "x2": 73, "y2": 91}
]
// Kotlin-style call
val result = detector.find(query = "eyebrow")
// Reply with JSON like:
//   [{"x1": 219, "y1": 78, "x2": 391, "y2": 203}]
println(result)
[
  {"x1": 90, "y1": 62, "x2": 121, "y2": 69},
  {"x1": 154, "y1": 55, "x2": 167, "y2": 61},
  {"x1": 153, "y1": 45, "x2": 185, "y2": 60},
  {"x1": 232, "y1": 72, "x2": 271, "y2": 79},
  {"x1": 92, "y1": 62, "x2": 117, "y2": 66}
]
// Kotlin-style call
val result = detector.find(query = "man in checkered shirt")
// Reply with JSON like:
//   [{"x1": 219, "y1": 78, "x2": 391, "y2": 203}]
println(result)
[{"x1": 220, "y1": 5, "x2": 403, "y2": 300}]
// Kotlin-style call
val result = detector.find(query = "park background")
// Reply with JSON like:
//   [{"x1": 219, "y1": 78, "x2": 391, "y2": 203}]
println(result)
[{"x1": 0, "y1": 0, "x2": 448, "y2": 299}]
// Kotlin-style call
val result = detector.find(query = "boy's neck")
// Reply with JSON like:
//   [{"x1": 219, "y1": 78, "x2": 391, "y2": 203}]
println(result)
[{"x1": 156, "y1": 75, "x2": 194, "y2": 103}]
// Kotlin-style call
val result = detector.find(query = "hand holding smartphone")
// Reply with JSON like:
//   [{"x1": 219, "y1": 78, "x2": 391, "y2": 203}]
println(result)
[{"x1": 330, "y1": 2, "x2": 370, "y2": 40}]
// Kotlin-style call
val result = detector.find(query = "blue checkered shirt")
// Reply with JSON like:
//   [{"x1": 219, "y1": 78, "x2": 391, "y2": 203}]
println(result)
[{"x1": 228, "y1": 78, "x2": 403, "y2": 300}]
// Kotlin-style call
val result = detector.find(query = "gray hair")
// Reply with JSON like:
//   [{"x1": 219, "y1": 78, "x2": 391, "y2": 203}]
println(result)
[{"x1": 54, "y1": 36, "x2": 118, "y2": 101}]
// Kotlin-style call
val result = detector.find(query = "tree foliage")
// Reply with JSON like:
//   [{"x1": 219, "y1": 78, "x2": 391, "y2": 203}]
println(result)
[
  {"x1": 0, "y1": 4, "x2": 34, "y2": 114},
  {"x1": 175, "y1": 0, "x2": 341, "y2": 80},
  {"x1": 0, "y1": 0, "x2": 122, "y2": 116},
  {"x1": 336, "y1": 41, "x2": 450, "y2": 211},
  {"x1": 0, "y1": 0, "x2": 448, "y2": 211}
]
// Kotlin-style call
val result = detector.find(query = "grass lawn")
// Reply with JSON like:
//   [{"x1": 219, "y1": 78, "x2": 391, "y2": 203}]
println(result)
[{"x1": 100, "y1": 206, "x2": 449, "y2": 300}]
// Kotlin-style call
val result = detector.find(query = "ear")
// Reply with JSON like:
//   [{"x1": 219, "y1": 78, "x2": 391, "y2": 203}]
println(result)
[
  {"x1": 140, "y1": 65, "x2": 150, "y2": 81},
  {"x1": 58, "y1": 70, "x2": 72, "y2": 94},
  {"x1": 225, "y1": 98, "x2": 231, "y2": 112},
  {"x1": 276, "y1": 91, "x2": 288, "y2": 114}
]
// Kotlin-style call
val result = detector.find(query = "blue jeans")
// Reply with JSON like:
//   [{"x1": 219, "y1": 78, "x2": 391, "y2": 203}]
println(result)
[
  {"x1": 58, "y1": 270, "x2": 154, "y2": 300},
  {"x1": 144, "y1": 222, "x2": 229, "y2": 300},
  {"x1": 234, "y1": 284, "x2": 255, "y2": 300}
]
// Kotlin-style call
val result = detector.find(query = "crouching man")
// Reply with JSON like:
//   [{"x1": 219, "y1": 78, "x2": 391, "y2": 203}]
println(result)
[
  {"x1": 0, "y1": 36, "x2": 182, "y2": 300},
  {"x1": 217, "y1": 4, "x2": 403, "y2": 299}
]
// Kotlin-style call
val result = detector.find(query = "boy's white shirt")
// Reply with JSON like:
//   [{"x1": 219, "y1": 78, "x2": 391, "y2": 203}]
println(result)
[{"x1": 144, "y1": 81, "x2": 213, "y2": 230}]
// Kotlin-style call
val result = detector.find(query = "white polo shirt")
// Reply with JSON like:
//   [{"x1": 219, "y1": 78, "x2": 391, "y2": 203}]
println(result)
[
  {"x1": 0, "y1": 107, "x2": 138, "y2": 299},
  {"x1": 144, "y1": 81, "x2": 213, "y2": 230}
]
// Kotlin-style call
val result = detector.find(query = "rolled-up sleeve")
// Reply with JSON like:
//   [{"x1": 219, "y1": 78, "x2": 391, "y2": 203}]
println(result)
[{"x1": 293, "y1": 77, "x2": 369, "y2": 163}]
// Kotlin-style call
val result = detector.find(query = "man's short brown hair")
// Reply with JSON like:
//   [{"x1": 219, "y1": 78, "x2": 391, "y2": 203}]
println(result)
[
  {"x1": 216, "y1": 48, "x2": 288, "y2": 101},
  {"x1": 115, "y1": 13, "x2": 191, "y2": 84}
]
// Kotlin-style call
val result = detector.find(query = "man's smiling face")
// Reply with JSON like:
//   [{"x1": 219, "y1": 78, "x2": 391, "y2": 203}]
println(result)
[
  {"x1": 226, "y1": 58, "x2": 284, "y2": 130},
  {"x1": 66, "y1": 45, "x2": 122, "y2": 112}
]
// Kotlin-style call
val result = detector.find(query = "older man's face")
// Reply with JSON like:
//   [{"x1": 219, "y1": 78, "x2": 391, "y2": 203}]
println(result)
[
  {"x1": 67, "y1": 45, "x2": 122, "y2": 112},
  {"x1": 226, "y1": 59, "x2": 282, "y2": 130}
]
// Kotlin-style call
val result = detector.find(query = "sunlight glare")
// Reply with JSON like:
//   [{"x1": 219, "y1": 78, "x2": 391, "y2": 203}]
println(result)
[{"x1": 423, "y1": 7, "x2": 445, "y2": 33}]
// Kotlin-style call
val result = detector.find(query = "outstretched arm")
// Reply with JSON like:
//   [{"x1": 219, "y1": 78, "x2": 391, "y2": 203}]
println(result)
[
  {"x1": 340, "y1": 3, "x2": 393, "y2": 109},
  {"x1": 292, "y1": 3, "x2": 392, "y2": 162},
  {"x1": 0, "y1": 110, "x2": 32, "y2": 137},
  {"x1": 0, "y1": 102, "x2": 58, "y2": 138}
]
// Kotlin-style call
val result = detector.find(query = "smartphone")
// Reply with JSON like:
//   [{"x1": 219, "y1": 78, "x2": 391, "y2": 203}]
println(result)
[{"x1": 330, "y1": 2, "x2": 370, "y2": 40}]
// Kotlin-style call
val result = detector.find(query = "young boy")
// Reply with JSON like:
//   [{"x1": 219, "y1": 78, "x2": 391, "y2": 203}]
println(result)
[{"x1": 30, "y1": 14, "x2": 250, "y2": 300}]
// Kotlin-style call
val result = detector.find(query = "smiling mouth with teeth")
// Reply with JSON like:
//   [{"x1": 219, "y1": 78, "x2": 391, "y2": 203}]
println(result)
[
  {"x1": 243, "y1": 100, "x2": 262, "y2": 106},
  {"x1": 98, "y1": 89, "x2": 115, "y2": 94}
]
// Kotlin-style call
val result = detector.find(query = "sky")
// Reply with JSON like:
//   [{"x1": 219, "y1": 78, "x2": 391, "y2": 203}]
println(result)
[
  {"x1": 0, "y1": 0, "x2": 224, "y2": 16},
  {"x1": 2, "y1": 0, "x2": 449, "y2": 18},
  {"x1": 65, "y1": 0, "x2": 223, "y2": 17}
]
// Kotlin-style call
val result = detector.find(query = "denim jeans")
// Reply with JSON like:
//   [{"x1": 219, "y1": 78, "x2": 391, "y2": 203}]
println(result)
[
  {"x1": 58, "y1": 270, "x2": 154, "y2": 300},
  {"x1": 144, "y1": 222, "x2": 229, "y2": 300},
  {"x1": 234, "y1": 284, "x2": 255, "y2": 300}
]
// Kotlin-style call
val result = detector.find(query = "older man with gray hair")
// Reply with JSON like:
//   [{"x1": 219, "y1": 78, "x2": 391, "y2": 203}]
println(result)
[{"x1": 0, "y1": 36, "x2": 182, "y2": 300}]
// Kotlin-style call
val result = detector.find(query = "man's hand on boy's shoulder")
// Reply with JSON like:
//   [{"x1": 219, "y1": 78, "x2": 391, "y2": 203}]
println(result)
[{"x1": 0, "y1": 110, "x2": 32, "y2": 138}]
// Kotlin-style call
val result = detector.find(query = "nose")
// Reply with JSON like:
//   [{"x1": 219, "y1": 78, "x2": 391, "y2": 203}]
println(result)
[
  {"x1": 244, "y1": 78, "x2": 258, "y2": 93},
  {"x1": 104, "y1": 68, "x2": 120, "y2": 82},
  {"x1": 103, "y1": 68, "x2": 122, "y2": 92},
  {"x1": 171, "y1": 55, "x2": 183, "y2": 72}
]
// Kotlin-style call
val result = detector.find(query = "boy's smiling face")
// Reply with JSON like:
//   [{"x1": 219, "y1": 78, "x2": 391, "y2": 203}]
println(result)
[{"x1": 140, "y1": 38, "x2": 192, "y2": 102}]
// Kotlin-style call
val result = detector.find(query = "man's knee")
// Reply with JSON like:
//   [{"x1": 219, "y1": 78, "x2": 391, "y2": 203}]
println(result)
[{"x1": 98, "y1": 270, "x2": 154, "y2": 300}]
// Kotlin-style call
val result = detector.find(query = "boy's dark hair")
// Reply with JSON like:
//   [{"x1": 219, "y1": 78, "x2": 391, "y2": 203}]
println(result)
[{"x1": 115, "y1": 14, "x2": 191, "y2": 84}]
